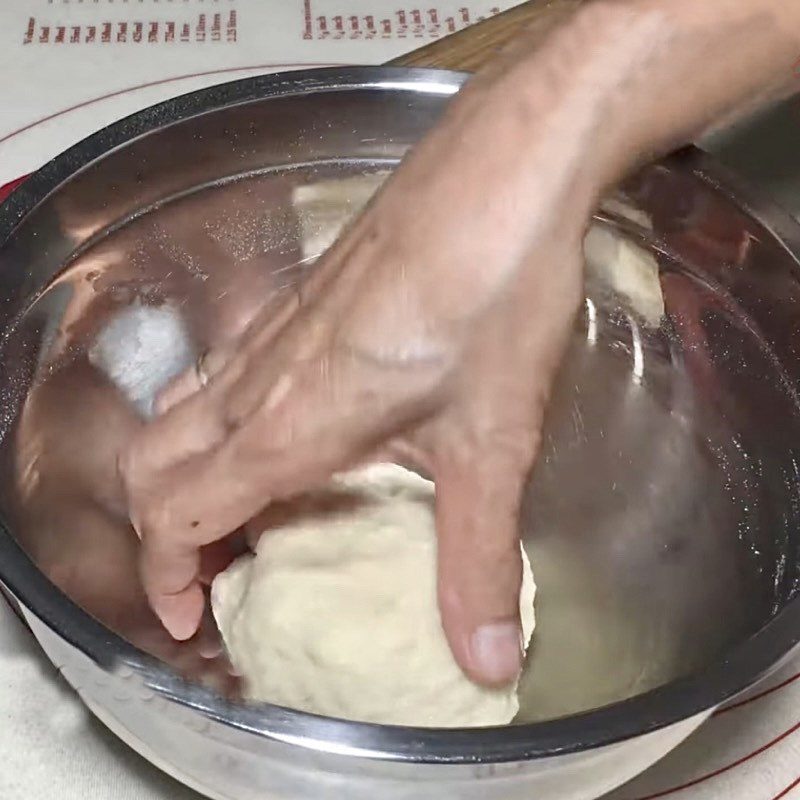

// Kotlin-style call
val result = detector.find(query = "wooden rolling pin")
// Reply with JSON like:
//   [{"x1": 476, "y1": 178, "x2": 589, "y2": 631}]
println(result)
[{"x1": 390, "y1": 0, "x2": 585, "y2": 73}]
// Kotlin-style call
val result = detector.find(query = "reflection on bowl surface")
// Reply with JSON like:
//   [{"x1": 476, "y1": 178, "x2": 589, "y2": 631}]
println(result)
[
  {"x1": 0, "y1": 75, "x2": 799, "y2": 756},
  {"x1": 3, "y1": 156, "x2": 800, "y2": 728}
]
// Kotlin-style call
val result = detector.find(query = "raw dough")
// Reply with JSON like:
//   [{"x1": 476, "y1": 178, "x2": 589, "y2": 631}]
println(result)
[
  {"x1": 293, "y1": 174, "x2": 665, "y2": 328},
  {"x1": 583, "y1": 222, "x2": 665, "y2": 328},
  {"x1": 211, "y1": 463, "x2": 536, "y2": 728}
]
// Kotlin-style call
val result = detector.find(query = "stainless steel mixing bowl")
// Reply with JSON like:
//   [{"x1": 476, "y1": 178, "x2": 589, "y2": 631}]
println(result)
[{"x1": 2, "y1": 67, "x2": 800, "y2": 800}]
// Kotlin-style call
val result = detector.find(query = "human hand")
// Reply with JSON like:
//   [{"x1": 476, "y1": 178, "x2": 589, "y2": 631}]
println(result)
[
  {"x1": 122, "y1": 0, "x2": 800, "y2": 688},
  {"x1": 121, "y1": 55, "x2": 598, "y2": 688}
]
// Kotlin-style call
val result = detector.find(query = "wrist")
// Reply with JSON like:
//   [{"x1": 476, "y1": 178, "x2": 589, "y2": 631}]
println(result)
[
  {"x1": 495, "y1": 2, "x2": 676, "y2": 208},
  {"x1": 504, "y1": 0, "x2": 800, "y2": 201}
]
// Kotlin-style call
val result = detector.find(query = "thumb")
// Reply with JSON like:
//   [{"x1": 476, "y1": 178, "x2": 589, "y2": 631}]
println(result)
[{"x1": 434, "y1": 440, "x2": 533, "y2": 688}]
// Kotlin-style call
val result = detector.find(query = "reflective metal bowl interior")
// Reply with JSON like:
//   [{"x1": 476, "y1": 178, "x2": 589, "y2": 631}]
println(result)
[{"x1": 2, "y1": 68, "x2": 800, "y2": 753}]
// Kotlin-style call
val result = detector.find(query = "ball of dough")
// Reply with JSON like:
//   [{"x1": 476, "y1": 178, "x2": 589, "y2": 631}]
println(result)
[{"x1": 211, "y1": 464, "x2": 536, "y2": 728}]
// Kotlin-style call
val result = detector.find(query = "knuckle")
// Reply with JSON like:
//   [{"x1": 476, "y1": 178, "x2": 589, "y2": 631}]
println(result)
[
  {"x1": 135, "y1": 506, "x2": 168, "y2": 544},
  {"x1": 132, "y1": 487, "x2": 182, "y2": 546},
  {"x1": 116, "y1": 443, "x2": 141, "y2": 490},
  {"x1": 153, "y1": 382, "x2": 183, "y2": 415}
]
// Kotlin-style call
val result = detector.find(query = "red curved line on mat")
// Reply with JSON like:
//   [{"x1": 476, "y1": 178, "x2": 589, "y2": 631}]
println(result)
[
  {"x1": 714, "y1": 670, "x2": 800, "y2": 716},
  {"x1": 633, "y1": 719, "x2": 800, "y2": 800},
  {"x1": 773, "y1": 774, "x2": 800, "y2": 800},
  {"x1": 0, "y1": 175, "x2": 28, "y2": 203},
  {"x1": 0, "y1": 62, "x2": 348, "y2": 146}
]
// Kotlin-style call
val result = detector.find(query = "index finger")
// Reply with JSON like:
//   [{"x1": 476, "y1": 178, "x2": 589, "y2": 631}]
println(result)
[{"x1": 133, "y1": 349, "x2": 419, "y2": 640}]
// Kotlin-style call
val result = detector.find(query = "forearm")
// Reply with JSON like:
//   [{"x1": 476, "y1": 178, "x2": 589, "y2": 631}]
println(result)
[
  {"x1": 605, "y1": 0, "x2": 799, "y2": 167},
  {"x1": 326, "y1": 0, "x2": 800, "y2": 347},
  {"x1": 500, "y1": 0, "x2": 800, "y2": 204}
]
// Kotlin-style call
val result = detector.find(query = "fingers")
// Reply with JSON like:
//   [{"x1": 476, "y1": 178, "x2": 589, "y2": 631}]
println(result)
[
  {"x1": 155, "y1": 284, "x2": 301, "y2": 417},
  {"x1": 127, "y1": 348, "x2": 419, "y2": 640},
  {"x1": 129, "y1": 439, "x2": 273, "y2": 639},
  {"x1": 155, "y1": 345, "x2": 230, "y2": 415},
  {"x1": 122, "y1": 391, "x2": 231, "y2": 499},
  {"x1": 434, "y1": 437, "x2": 535, "y2": 688},
  {"x1": 135, "y1": 443, "x2": 293, "y2": 640},
  {"x1": 139, "y1": 530, "x2": 205, "y2": 641}
]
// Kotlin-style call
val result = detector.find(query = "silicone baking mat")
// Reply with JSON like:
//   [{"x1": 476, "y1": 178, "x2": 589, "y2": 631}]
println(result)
[{"x1": 1, "y1": 2, "x2": 799, "y2": 798}]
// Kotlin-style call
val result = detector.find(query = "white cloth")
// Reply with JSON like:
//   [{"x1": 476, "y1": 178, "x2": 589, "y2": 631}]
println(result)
[
  {"x1": 1, "y1": 1, "x2": 800, "y2": 798},
  {"x1": 0, "y1": 601, "x2": 199, "y2": 800}
]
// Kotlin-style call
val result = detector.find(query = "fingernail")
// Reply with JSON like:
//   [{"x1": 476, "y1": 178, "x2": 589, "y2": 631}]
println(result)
[
  {"x1": 155, "y1": 592, "x2": 202, "y2": 642},
  {"x1": 198, "y1": 641, "x2": 223, "y2": 660},
  {"x1": 469, "y1": 622, "x2": 523, "y2": 686}
]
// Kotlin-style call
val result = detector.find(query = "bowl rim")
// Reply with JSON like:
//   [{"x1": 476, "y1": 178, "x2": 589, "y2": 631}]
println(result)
[{"x1": 2, "y1": 65, "x2": 800, "y2": 764}]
